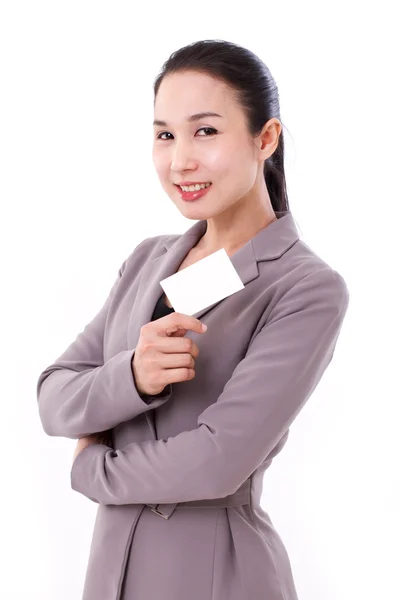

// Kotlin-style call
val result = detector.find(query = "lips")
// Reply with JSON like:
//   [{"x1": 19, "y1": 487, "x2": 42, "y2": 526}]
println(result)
[{"x1": 175, "y1": 182, "x2": 212, "y2": 202}]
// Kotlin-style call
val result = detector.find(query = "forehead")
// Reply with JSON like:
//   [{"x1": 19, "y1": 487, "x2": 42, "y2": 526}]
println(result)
[{"x1": 154, "y1": 71, "x2": 238, "y2": 121}]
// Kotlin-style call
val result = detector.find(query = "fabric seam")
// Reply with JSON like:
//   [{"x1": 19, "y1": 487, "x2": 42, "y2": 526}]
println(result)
[{"x1": 210, "y1": 509, "x2": 220, "y2": 600}]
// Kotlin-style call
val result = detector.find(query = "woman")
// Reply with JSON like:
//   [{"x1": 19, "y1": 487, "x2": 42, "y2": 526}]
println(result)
[{"x1": 37, "y1": 40, "x2": 350, "y2": 600}]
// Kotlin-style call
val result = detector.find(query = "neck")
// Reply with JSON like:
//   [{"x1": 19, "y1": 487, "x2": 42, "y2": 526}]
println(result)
[{"x1": 195, "y1": 186, "x2": 277, "y2": 256}]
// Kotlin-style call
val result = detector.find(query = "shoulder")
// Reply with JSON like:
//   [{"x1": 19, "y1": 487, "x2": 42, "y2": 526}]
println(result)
[
  {"x1": 277, "y1": 258, "x2": 350, "y2": 323},
  {"x1": 284, "y1": 236, "x2": 347, "y2": 289},
  {"x1": 266, "y1": 237, "x2": 350, "y2": 321},
  {"x1": 296, "y1": 266, "x2": 349, "y2": 312}
]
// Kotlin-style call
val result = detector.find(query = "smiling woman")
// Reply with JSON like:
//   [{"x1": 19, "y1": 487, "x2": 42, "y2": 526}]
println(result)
[{"x1": 37, "y1": 39, "x2": 350, "y2": 600}]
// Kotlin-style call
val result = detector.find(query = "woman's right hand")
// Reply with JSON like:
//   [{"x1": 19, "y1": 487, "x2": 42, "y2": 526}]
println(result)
[{"x1": 131, "y1": 312, "x2": 208, "y2": 396}]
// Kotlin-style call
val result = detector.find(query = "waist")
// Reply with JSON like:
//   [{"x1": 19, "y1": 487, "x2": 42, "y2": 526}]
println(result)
[{"x1": 146, "y1": 477, "x2": 252, "y2": 520}]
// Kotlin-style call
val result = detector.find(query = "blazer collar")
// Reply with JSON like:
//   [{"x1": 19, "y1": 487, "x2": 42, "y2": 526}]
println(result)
[{"x1": 127, "y1": 210, "x2": 299, "y2": 348}]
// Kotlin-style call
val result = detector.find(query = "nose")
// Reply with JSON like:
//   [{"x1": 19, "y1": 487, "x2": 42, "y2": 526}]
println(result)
[{"x1": 170, "y1": 139, "x2": 197, "y2": 172}]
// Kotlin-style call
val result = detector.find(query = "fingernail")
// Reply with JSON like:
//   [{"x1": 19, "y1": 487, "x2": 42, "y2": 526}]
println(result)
[{"x1": 201, "y1": 323, "x2": 208, "y2": 331}]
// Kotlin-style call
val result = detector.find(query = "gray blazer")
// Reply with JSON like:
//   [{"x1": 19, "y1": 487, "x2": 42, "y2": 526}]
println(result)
[{"x1": 36, "y1": 210, "x2": 350, "y2": 600}]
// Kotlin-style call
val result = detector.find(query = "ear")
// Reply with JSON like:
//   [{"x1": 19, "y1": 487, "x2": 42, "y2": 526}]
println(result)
[{"x1": 259, "y1": 118, "x2": 282, "y2": 160}]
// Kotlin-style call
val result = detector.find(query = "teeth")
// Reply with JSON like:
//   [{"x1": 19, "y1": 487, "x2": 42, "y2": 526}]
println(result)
[{"x1": 180, "y1": 182, "x2": 211, "y2": 192}]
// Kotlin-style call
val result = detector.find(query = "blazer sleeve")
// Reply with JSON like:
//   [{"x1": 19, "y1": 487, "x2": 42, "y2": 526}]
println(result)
[
  {"x1": 36, "y1": 242, "x2": 173, "y2": 440},
  {"x1": 70, "y1": 267, "x2": 350, "y2": 505}
]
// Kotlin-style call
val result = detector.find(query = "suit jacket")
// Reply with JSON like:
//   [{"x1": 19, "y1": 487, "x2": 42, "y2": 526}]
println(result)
[{"x1": 36, "y1": 210, "x2": 350, "y2": 600}]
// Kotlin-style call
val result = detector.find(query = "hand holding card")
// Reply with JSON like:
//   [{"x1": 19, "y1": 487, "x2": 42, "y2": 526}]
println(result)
[{"x1": 131, "y1": 313, "x2": 207, "y2": 397}]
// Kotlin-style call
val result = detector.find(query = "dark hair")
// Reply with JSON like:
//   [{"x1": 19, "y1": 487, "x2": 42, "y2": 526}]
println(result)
[{"x1": 153, "y1": 39, "x2": 290, "y2": 213}]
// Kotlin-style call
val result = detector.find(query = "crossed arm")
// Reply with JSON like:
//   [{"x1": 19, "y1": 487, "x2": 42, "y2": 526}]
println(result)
[{"x1": 59, "y1": 268, "x2": 350, "y2": 506}]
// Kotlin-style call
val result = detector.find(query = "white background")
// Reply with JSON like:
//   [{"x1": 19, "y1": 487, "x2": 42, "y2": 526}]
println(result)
[{"x1": 1, "y1": 1, "x2": 399, "y2": 598}]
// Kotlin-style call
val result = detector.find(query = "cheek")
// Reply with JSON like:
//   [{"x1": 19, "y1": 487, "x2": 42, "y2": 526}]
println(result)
[
  {"x1": 203, "y1": 146, "x2": 231, "y2": 177},
  {"x1": 205, "y1": 139, "x2": 248, "y2": 176},
  {"x1": 152, "y1": 151, "x2": 167, "y2": 177}
]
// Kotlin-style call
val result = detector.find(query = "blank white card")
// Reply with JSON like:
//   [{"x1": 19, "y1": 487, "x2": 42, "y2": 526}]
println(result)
[{"x1": 160, "y1": 248, "x2": 245, "y2": 316}]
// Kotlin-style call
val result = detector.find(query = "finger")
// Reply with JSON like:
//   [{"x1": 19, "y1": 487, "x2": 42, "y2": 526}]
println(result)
[
  {"x1": 152, "y1": 313, "x2": 206, "y2": 337},
  {"x1": 152, "y1": 336, "x2": 199, "y2": 356},
  {"x1": 160, "y1": 367, "x2": 196, "y2": 386},
  {"x1": 156, "y1": 352, "x2": 196, "y2": 370}
]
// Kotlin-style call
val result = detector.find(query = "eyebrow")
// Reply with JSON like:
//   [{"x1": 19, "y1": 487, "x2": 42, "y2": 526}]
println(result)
[{"x1": 153, "y1": 111, "x2": 223, "y2": 127}]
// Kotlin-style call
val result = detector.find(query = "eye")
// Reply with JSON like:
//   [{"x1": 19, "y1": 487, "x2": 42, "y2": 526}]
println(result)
[
  {"x1": 156, "y1": 127, "x2": 218, "y2": 140},
  {"x1": 197, "y1": 127, "x2": 217, "y2": 136},
  {"x1": 156, "y1": 131, "x2": 173, "y2": 140}
]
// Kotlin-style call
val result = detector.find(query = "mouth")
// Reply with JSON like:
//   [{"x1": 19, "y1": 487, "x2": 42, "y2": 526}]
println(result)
[{"x1": 174, "y1": 182, "x2": 213, "y2": 202}]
